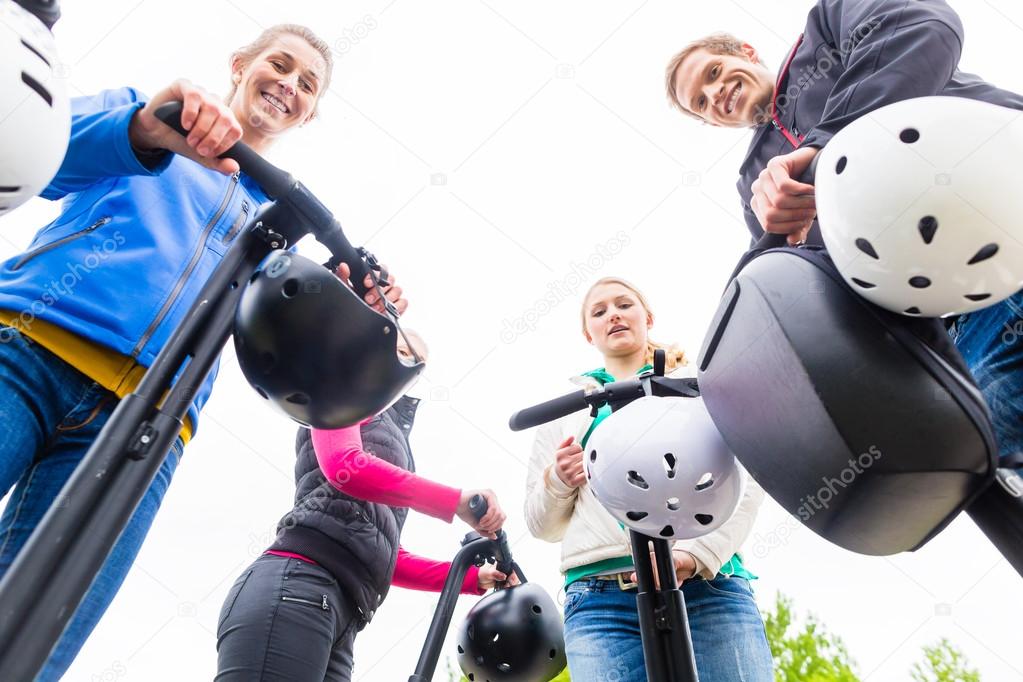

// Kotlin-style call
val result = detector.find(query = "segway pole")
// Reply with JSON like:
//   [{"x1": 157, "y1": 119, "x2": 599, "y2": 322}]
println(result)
[
  {"x1": 0, "y1": 103, "x2": 374, "y2": 679},
  {"x1": 409, "y1": 495, "x2": 522, "y2": 682},
  {"x1": 967, "y1": 465, "x2": 1023, "y2": 576},
  {"x1": 630, "y1": 532, "x2": 700, "y2": 682}
]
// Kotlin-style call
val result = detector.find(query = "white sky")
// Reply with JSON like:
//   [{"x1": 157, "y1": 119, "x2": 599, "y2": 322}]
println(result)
[{"x1": 2, "y1": 0, "x2": 1023, "y2": 680}]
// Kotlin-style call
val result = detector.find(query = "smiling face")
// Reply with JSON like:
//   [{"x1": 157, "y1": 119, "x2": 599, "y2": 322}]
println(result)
[
  {"x1": 582, "y1": 282, "x2": 652, "y2": 359},
  {"x1": 229, "y1": 33, "x2": 325, "y2": 145},
  {"x1": 671, "y1": 45, "x2": 775, "y2": 127}
]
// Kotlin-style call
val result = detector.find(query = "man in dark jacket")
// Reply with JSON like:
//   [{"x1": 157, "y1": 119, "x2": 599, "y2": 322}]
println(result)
[{"x1": 666, "y1": 0, "x2": 1022, "y2": 465}]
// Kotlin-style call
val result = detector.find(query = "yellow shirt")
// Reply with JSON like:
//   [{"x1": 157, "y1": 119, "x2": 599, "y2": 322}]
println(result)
[{"x1": 0, "y1": 311, "x2": 193, "y2": 443}]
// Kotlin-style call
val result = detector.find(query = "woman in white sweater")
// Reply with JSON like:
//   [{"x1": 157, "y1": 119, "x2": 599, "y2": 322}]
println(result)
[{"x1": 524, "y1": 276, "x2": 774, "y2": 682}]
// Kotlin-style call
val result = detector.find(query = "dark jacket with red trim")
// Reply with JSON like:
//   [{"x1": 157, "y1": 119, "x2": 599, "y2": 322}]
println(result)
[{"x1": 737, "y1": 0, "x2": 1023, "y2": 243}]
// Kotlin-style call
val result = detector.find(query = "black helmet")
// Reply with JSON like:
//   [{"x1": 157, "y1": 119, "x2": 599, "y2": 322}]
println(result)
[
  {"x1": 233, "y1": 250, "x2": 424, "y2": 428},
  {"x1": 456, "y1": 583, "x2": 566, "y2": 682}
]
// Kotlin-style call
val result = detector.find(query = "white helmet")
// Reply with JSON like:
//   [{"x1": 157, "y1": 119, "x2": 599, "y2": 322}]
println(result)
[
  {"x1": 585, "y1": 396, "x2": 742, "y2": 540},
  {"x1": 815, "y1": 96, "x2": 1023, "y2": 318},
  {"x1": 0, "y1": 0, "x2": 69, "y2": 216}
]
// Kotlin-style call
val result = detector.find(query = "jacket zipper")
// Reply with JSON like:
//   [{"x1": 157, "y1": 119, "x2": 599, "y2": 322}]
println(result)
[
  {"x1": 131, "y1": 173, "x2": 240, "y2": 358},
  {"x1": 223, "y1": 199, "x2": 250, "y2": 244},
  {"x1": 12, "y1": 216, "x2": 112, "y2": 271},
  {"x1": 281, "y1": 594, "x2": 329, "y2": 610}
]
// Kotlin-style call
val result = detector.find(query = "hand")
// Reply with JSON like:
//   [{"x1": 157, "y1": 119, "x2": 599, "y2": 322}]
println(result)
[
  {"x1": 456, "y1": 489, "x2": 506, "y2": 540},
  {"x1": 477, "y1": 562, "x2": 521, "y2": 591},
  {"x1": 335, "y1": 262, "x2": 408, "y2": 316},
  {"x1": 129, "y1": 79, "x2": 243, "y2": 175},
  {"x1": 749, "y1": 146, "x2": 819, "y2": 245},
  {"x1": 628, "y1": 549, "x2": 698, "y2": 589},
  {"x1": 553, "y1": 436, "x2": 586, "y2": 488}
]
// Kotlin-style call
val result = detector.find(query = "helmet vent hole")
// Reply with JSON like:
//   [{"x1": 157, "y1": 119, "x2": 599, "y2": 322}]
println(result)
[
  {"x1": 282, "y1": 278, "x2": 300, "y2": 298},
  {"x1": 918, "y1": 216, "x2": 939, "y2": 244},
  {"x1": 695, "y1": 513, "x2": 714, "y2": 526},
  {"x1": 854, "y1": 238, "x2": 879, "y2": 260},
  {"x1": 626, "y1": 470, "x2": 649, "y2": 490},
  {"x1": 835, "y1": 156, "x2": 847, "y2": 174},
  {"x1": 286, "y1": 392, "x2": 309, "y2": 405},
  {"x1": 468, "y1": 624, "x2": 475, "y2": 640},
  {"x1": 899, "y1": 128, "x2": 920, "y2": 144},
  {"x1": 474, "y1": 655, "x2": 484, "y2": 665},
  {"x1": 964, "y1": 293, "x2": 991, "y2": 302},
  {"x1": 904, "y1": 306, "x2": 922, "y2": 315},
  {"x1": 549, "y1": 649, "x2": 557, "y2": 659},
  {"x1": 457, "y1": 645, "x2": 464, "y2": 654},
  {"x1": 20, "y1": 39, "x2": 51, "y2": 67},
  {"x1": 908, "y1": 276, "x2": 931, "y2": 289},
  {"x1": 967, "y1": 243, "x2": 999, "y2": 265},
  {"x1": 666, "y1": 497, "x2": 681, "y2": 511},
  {"x1": 498, "y1": 663, "x2": 512, "y2": 673},
  {"x1": 659, "y1": 525, "x2": 674, "y2": 537},
  {"x1": 0, "y1": 186, "x2": 20, "y2": 193},
  {"x1": 20, "y1": 72, "x2": 53, "y2": 107},
  {"x1": 695, "y1": 473, "x2": 714, "y2": 491},
  {"x1": 851, "y1": 277, "x2": 876, "y2": 289},
  {"x1": 589, "y1": 449, "x2": 597, "y2": 463},
  {"x1": 467, "y1": 675, "x2": 474, "y2": 682},
  {"x1": 249, "y1": 271, "x2": 260, "y2": 283},
  {"x1": 531, "y1": 604, "x2": 542, "y2": 615},
  {"x1": 626, "y1": 511, "x2": 648, "y2": 522},
  {"x1": 663, "y1": 453, "x2": 677, "y2": 479}
]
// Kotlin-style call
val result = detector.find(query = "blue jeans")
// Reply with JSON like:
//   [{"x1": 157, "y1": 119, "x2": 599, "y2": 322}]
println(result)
[
  {"x1": 0, "y1": 325, "x2": 182, "y2": 681},
  {"x1": 950, "y1": 291, "x2": 1023, "y2": 462},
  {"x1": 563, "y1": 575, "x2": 774, "y2": 682}
]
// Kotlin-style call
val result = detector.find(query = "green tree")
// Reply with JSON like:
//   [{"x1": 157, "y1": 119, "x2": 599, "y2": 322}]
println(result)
[
  {"x1": 763, "y1": 593, "x2": 860, "y2": 682},
  {"x1": 910, "y1": 638, "x2": 980, "y2": 682}
]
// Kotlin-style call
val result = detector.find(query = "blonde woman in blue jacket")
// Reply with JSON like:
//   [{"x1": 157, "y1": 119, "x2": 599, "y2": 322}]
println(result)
[{"x1": 0, "y1": 24, "x2": 404, "y2": 679}]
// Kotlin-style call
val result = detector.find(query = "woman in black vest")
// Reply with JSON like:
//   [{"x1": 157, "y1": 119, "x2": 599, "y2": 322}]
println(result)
[{"x1": 215, "y1": 332, "x2": 512, "y2": 681}]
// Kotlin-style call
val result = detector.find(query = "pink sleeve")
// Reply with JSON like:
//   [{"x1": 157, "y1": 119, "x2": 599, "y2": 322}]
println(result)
[
  {"x1": 391, "y1": 546, "x2": 484, "y2": 595},
  {"x1": 310, "y1": 424, "x2": 462, "y2": 522}
]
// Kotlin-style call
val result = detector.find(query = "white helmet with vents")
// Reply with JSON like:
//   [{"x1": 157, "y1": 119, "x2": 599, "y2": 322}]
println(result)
[
  {"x1": 0, "y1": 0, "x2": 70, "y2": 216},
  {"x1": 815, "y1": 96, "x2": 1023, "y2": 317},
  {"x1": 585, "y1": 396, "x2": 742, "y2": 540}
]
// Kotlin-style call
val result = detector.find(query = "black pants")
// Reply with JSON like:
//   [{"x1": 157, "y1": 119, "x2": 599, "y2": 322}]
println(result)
[{"x1": 216, "y1": 554, "x2": 360, "y2": 681}]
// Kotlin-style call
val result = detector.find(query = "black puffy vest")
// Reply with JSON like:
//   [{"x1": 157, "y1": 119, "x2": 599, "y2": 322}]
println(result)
[{"x1": 268, "y1": 395, "x2": 420, "y2": 624}]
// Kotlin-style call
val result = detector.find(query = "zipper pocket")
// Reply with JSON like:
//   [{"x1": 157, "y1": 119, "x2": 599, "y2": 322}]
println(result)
[
  {"x1": 223, "y1": 199, "x2": 250, "y2": 244},
  {"x1": 281, "y1": 594, "x2": 329, "y2": 610},
  {"x1": 13, "y1": 216, "x2": 112, "y2": 270}
]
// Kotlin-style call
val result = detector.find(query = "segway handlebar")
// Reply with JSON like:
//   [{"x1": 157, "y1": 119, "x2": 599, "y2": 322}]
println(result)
[
  {"x1": 510, "y1": 374, "x2": 701, "y2": 432},
  {"x1": 152, "y1": 102, "x2": 373, "y2": 297}
]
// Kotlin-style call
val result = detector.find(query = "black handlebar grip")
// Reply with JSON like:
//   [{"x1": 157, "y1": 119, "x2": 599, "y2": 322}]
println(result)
[
  {"x1": 509, "y1": 390, "x2": 589, "y2": 431},
  {"x1": 153, "y1": 102, "x2": 294, "y2": 197},
  {"x1": 468, "y1": 494, "x2": 487, "y2": 521}
]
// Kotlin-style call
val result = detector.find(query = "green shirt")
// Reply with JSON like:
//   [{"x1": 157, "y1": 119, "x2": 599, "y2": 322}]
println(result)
[{"x1": 567, "y1": 365, "x2": 756, "y2": 585}]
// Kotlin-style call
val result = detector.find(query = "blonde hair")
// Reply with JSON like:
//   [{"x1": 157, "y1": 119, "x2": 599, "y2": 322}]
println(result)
[
  {"x1": 225, "y1": 24, "x2": 334, "y2": 120},
  {"x1": 581, "y1": 277, "x2": 687, "y2": 372},
  {"x1": 664, "y1": 32, "x2": 746, "y2": 119}
]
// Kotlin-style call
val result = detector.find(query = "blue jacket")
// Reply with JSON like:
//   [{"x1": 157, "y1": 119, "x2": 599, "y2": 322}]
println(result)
[
  {"x1": 737, "y1": 0, "x2": 1023, "y2": 243},
  {"x1": 0, "y1": 87, "x2": 269, "y2": 433}
]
